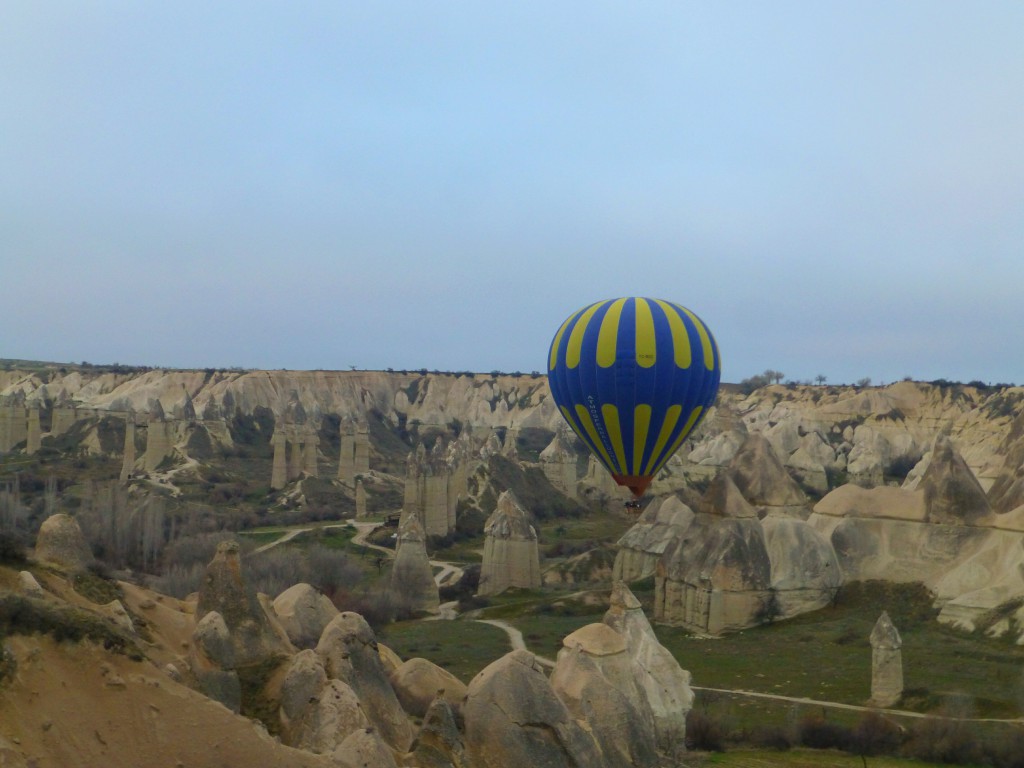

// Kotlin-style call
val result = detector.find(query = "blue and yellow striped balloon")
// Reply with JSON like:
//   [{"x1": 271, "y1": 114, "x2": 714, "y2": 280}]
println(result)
[{"x1": 547, "y1": 297, "x2": 721, "y2": 497}]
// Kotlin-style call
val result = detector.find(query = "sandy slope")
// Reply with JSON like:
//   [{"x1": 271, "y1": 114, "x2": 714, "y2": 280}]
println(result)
[{"x1": 0, "y1": 635, "x2": 333, "y2": 768}]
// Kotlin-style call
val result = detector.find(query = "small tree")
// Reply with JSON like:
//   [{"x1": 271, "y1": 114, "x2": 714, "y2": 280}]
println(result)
[{"x1": 815, "y1": 374, "x2": 827, "y2": 385}]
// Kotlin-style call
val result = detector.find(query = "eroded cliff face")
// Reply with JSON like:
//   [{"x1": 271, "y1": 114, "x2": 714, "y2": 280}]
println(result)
[{"x1": 4, "y1": 369, "x2": 1021, "y2": 486}]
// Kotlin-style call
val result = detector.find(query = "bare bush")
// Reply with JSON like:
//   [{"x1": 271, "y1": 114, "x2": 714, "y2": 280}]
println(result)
[
  {"x1": 331, "y1": 587, "x2": 416, "y2": 630},
  {"x1": 850, "y1": 711, "x2": 903, "y2": 756},
  {"x1": 796, "y1": 714, "x2": 851, "y2": 750},
  {"x1": 902, "y1": 715, "x2": 982, "y2": 765},
  {"x1": 685, "y1": 710, "x2": 728, "y2": 752}
]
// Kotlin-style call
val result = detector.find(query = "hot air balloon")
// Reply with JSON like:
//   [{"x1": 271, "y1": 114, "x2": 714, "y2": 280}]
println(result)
[{"x1": 547, "y1": 297, "x2": 721, "y2": 503}]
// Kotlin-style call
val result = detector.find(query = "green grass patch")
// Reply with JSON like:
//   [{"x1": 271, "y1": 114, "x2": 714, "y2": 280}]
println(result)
[
  {"x1": 696, "y1": 747, "x2": 950, "y2": 767},
  {"x1": 378, "y1": 619, "x2": 512, "y2": 683},
  {"x1": 656, "y1": 581, "x2": 1024, "y2": 719}
]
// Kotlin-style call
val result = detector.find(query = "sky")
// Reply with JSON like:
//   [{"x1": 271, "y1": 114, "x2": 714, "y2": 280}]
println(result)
[{"x1": 2, "y1": 2, "x2": 1023, "y2": 386}]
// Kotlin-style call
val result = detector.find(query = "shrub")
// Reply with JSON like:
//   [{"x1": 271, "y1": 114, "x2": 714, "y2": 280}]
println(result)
[
  {"x1": 796, "y1": 714, "x2": 852, "y2": 750},
  {"x1": 0, "y1": 530, "x2": 28, "y2": 564},
  {"x1": 686, "y1": 710, "x2": 728, "y2": 752},
  {"x1": 849, "y1": 712, "x2": 903, "y2": 756},
  {"x1": 902, "y1": 715, "x2": 983, "y2": 765},
  {"x1": 748, "y1": 725, "x2": 792, "y2": 750}
]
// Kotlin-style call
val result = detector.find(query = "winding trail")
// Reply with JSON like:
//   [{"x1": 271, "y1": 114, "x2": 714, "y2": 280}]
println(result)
[{"x1": 243, "y1": 520, "x2": 1024, "y2": 722}]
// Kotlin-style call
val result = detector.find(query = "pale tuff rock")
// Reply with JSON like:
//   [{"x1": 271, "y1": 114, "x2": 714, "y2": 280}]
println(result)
[
  {"x1": 331, "y1": 728, "x2": 399, "y2": 768},
  {"x1": 551, "y1": 623, "x2": 659, "y2": 768},
  {"x1": 410, "y1": 697, "x2": 470, "y2": 768},
  {"x1": 189, "y1": 610, "x2": 242, "y2": 712},
  {"x1": 762, "y1": 516, "x2": 841, "y2": 619},
  {"x1": 463, "y1": 649, "x2": 605, "y2": 768},
  {"x1": 478, "y1": 490, "x2": 541, "y2": 596},
  {"x1": 34, "y1": 513, "x2": 94, "y2": 571},
  {"x1": 654, "y1": 510, "x2": 772, "y2": 635},
  {"x1": 354, "y1": 423, "x2": 371, "y2": 475},
  {"x1": 699, "y1": 473, "x2": 758, "y2": 519},
  {"x1": 404, "y1": 440, "x2": 456, "y2": 537},
  {"x1": 725, "y1": 433, "x2": 808, "y2": 514},
  {"x1": 338, "y1": 422, "x2": 356, "y2": 485},
  {"x1": 303, "y1": 427, "x2": 319, "y2": 478},
  {"x1": 18, "y1": 570, "x2": 44, "y2": 597},
  {"x1": 390, "y1": 513, "x2": 440, "y2": 613},
  {"x1": 271, "y1": 428, "x2": 288, "y2": 490},
  {"x1": 542, "y1": 545, "x2": 616, "y2": 587},
  {"x1": 582, "y1": 454, "x2": 620, "y2": 498},
  {"x1": 26, "y1": 404, "x2": 41, "y2": 455},
  {"x1": 355, "y1": 478, "x2": 367, "y2": 518},
  {"x1": 291, "y1": 680, "x2": 371, "y2": 755},
  {"x1": 539, "y1": 422, "x2": 579, "y2": 498},
  {"x1": 278, "y1": 649, "x2": 329, "y2": 725},
  {"x1": 603, "y1": 582, "x2": 693, "y2": 755},
  {"x1": 273, "y1": 583, "x2": 340, "y2": 650},
  {"x1": 920, "y1": 433, "x2": 991, "y2": 524},
  {"x1": 316, "y1": 612, "x2": 414, "y2": 752},
  {"x1": 685, "y1": 425, "x2": 747, "y2": 468},
  {"x1": 388, "y1": 657, "x2": 467, "y2": 718},
  {"x1": 870, "y1": 612, "x2": 903, "y2": 707},
  {"x1": 377, "y1": 643, "x2": 404, "y2": 675},
  {"x1": 613, "y1": 495, "x2": 695, "y2": 582},
  {"x1": 195, "y1": 541, "x2": 293, "y2": 666},
  {"x1": 102, "y1": 599, "x2": 136, "y2": 634},
  {"x1": 119, "y1": 415, "x2": 136, "y2": 484},
  {"x1": 143, "y1": 399, "x2": 174, "y2": 472}
]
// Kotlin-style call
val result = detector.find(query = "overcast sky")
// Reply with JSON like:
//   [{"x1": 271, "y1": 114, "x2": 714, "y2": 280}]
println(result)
[{"x1": 3, "y1": 2, "x2": 1022, "y2": 385}]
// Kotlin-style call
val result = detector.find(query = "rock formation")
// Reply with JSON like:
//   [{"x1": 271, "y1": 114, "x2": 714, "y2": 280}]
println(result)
[
  {"x1": 613, "y1": 495, "x2": 695, "y2": 582},
  {"x1": 0, "y1": 400, "x2": 27, "y2": 454},
  {"x1": 34, "y1": 513, "x2": 94, "y2": 571},
  {"x1": 273, "y1": 583, "x2": 340, "y2": 649},
  {"x1": 143, "y1": 400, "x2": 174, "y2": 472},
  {"x1": 539, "y1": 423, "x2": 579, "y2": 498},
  {"x1": 354, "y1": 424, "x2": 370, "y2": 475},
  {"x1": 388, "y1": 657, "x2": 467, "y2": 718},
  {"x1": 316, "y1": 612, "x2": 414, "y2": 752},
  {"x1": 654, "y1": 475, "x2": 772, "y2": 634},
  {"x1": 463, "y1": 649, "x2": 605, "y2": 768},
  {"x1": 550, "y1": 623, "x2": 659, "y2": 767},
  {"x1": 119, "y1": 414, "x2": 136, "y2": 484},
  {"x1": 603, "y1": 582, "x2": 693, "y2": 755},
  {"x1": 25, "y1": 404, "x2": 41, "y2": 455},
  {"x1": 478, "y1": 490, "x2": 541, "y2": 596},
  {"x1": 271, "y1": 428, "x2": 288, "y2": 490},
  {"x1": 337, "y1": 423, "x2": 356, "y2": 486},
  {"x1": 355, "y1": 478, "x2": 367, "y2": 518},
  {"x1": 725, "y1": 433, "x2": 808, "y2": 516},
  {"x1": 391, "y1": 513, "x2": 439, "y2": 612},
  {"x1": 870, "y1": 611, "x2": 903, "y2": 707},
  {"x1": 194, "y1": 540, "x2": 292, "y2": 666},
  {"x1": 404, "y1": 441, "x2": 456, "y2": 537},
  {"x1": 410, "y1": 697, "x2": 469, "y2": 768}
]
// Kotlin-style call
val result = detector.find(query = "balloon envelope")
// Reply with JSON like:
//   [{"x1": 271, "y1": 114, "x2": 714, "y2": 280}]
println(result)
[{"x1": 547, "y1": 297, "x2": 721, "y2": 497}]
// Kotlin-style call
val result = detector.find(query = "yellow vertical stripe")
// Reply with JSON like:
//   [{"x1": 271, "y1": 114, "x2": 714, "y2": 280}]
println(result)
[
  {"x1": 601, "y1": 404, "x2": 627, "y2": 474},
  {"x1": 596, "y1": 298, "x2": 626, "y2": 368},
  {"x1": 634, "y1": 298, "x2": 656, "y2": 368},
  {"x1": 566, "y1": 301, "x2": 608, "y2": 369},
  {"x1": 653, "y1": 299, "x2": 691, "y2": 369},
  {"x1": 643, "y1": 404, "x2": 682, "y2": 476},
  {"x1": 650, "y1": 406, "x2": 704, "y2": 477},
  {"x1": 549, "y1": 309, "x2": 582, "y2": 370},
  {"x1": 632, "y1": 403, "x2": 652, "y2": 475},
  {"x1": 677, "y1": 304, "x2": 715, "y2": 371},
  {"x1": 574, "y1": 404, "x2": 616, "y2": 472}
]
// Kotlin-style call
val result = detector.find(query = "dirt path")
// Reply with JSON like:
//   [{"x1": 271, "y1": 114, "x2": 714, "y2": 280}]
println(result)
[
  {"x1": 692, "y1": 686, "x2": 1024, "y2": 724},
  {"x1": 475, "y1": 619, "x2": 556, "y2": 668}
]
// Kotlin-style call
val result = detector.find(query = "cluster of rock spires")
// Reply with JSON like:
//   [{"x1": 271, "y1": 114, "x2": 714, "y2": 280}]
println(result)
[
  {"x1": 21, "y1": 516, "x2": 698, "y2": 767},
  {"x1": 7, "y1": 369, "x2": 1024, "y2": 639}
]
